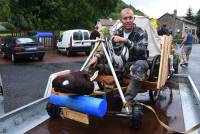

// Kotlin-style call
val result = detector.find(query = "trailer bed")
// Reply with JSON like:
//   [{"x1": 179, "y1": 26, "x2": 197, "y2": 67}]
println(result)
[{"x1": 26, "y1": 75, "x2": 200, "y2": 134}]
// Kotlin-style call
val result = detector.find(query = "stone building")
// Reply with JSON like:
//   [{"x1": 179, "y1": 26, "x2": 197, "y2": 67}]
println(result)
[
  {"x1": 96, "y1": 19, "x2": 117, "y2": 30},
  {"x1": 157, "y1": 10, "x2": 199, "y2": 43},
  {"x1": 96, "y1": 19, "x2": 117, "y2": 35}
]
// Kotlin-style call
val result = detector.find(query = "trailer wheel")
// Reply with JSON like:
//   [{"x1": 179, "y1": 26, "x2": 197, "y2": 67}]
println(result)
[
  {"x1": 131, "y1": 104, "x2": 143, "y2": 131},
  {"x1": 149, "y1": 55, "x2": 160, "y2": 81},
  {"x1": 46, "y1": 101, "x2": 61, "y2": 119},
  {"x1": 173, "y1": 55, "x2": 179, "y2": 74}
]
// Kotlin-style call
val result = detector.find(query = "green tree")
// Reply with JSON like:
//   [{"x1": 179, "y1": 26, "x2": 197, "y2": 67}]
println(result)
[
  {"x1": 109, "y1": 1, "x2": 145, "y2": 20},
  {"x1": 0, "y1": 0, "x2": 11, "y2": 21},
  {"x1": 8, "y1": 0, "x2": 144, "y2": 31},
  {"x1": 195, "y1": 9, "x2": 200, "y2": 40},
  {"x1": 9, "y1": 0, "x2": 119, "y2": 30},
  {"x1": 185, "y1": 7, "x2": 195, "y2": 21}
]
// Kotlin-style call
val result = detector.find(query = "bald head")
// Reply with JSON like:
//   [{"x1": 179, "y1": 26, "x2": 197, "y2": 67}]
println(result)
[{"x1": 120, "y1": 8, "x2": 135, "y2": 32}]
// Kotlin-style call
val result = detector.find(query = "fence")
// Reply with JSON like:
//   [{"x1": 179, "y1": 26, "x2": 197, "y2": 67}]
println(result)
[{"x1": 0, "y1": 31, "x2": 60, "y2": 50}]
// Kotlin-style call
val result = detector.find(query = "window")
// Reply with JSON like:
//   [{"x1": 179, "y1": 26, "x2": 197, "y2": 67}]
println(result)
[
  {"x1": 16, "y1": 38, "x2": 36, "y2": 44},
  {"x1": 83, "y1": 32, "x2": 89, "y2": 40},
  {"x1": 59, "y1": 34, "x2": 63, "y2": 42},
  {"x1": 73, "y1": 31, "x2": 82, "y2": 40}
]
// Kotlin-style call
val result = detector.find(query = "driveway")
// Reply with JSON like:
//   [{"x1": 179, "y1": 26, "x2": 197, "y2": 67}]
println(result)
[{"x1": 0, "y1": 51, "x2": 87, "y2": 112}]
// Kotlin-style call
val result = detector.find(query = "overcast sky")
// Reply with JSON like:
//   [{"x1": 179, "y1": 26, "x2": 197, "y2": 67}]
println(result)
[{"x1": 123, "y1": 0, "x2": 200, "y2": 19}]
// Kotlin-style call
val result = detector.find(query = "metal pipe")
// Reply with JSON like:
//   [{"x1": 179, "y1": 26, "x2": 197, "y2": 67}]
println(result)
[
  {"x1": 80, "y1": 41, "x2": 101, "y2": 71},
  {"x1": 101, "y1": 43, "x2": 129, "y2": 113}
]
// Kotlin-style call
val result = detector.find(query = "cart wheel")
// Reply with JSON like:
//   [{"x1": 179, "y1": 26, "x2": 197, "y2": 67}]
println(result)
[
  {"x1": 149, "y1": 55, "x2": 161, "y2": 81},
  {"x1": 46, "y1": 101, "x2": 61, "y2": 119},
  {"x1": 131, "y1": 104, "x2": 143, "y2": 131},
  {"x1": 149, "y1": 90, "x2": 160, "y2": 103},
  {"x1": 173, "y1": 55, "x2": 179, "y2": 74}
]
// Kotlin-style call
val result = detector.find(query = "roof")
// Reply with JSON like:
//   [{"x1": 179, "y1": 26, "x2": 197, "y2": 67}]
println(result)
[
  {"x1": 158, "y1": 13, "x2": 196, "y2": 25},
  {"x1": 176, "y1": 16, "x2": 196, "y2": 25},
  {"x1": 98, "y1": 19, "x2": 117, "y2": 26}
]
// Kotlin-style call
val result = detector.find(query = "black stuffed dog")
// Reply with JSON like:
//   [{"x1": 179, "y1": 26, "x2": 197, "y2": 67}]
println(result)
[{"x1": 52, "y1": 71, "x2": 94, "y2": 95}]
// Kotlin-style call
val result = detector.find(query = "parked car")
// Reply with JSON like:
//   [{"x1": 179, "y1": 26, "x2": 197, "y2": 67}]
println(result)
[
  {"x1": 57, "y1": 29, "x2": 91, "y2": 56},
  {"x1": 1, "y1": 36, "x2": 45, "y2": 62}
]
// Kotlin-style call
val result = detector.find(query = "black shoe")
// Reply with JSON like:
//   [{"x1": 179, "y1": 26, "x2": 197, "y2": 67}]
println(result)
[{"x1": 184, "y1": 63, "x2": 188, "y2": 66}]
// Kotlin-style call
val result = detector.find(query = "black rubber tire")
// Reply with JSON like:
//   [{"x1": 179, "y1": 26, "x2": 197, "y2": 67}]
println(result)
[
  {"x1": 148, "y1": 55, "x2": 161, "y2": 81},
  {"x1": 11, "y1": 53, "x2": 17, "y2": 63},
  {"x1": 57, "y1": 49, "x2": 61, "y2": 54},
  {"x1": 173, "y1": 55, "x2": 179, "y2": 74},
  {"x1": 131, "y1": 105, "x2": 143, "y2": 131},
  {"x1": 38, "y1": 56, "x2": 44, "y2": 61},
  {"x1": 46, "y1": 101, "x2": 61, "y2": 119}
]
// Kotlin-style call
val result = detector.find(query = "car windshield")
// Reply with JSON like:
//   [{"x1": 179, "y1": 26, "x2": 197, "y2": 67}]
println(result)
[{"x1": 16, "y1": 38, "x2": 36, "y2": 44}]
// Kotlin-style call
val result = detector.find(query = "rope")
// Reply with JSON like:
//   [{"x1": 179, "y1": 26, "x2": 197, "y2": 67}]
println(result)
[{"x1": 124, "y1": 102, "x2": 200, "y2": 134}]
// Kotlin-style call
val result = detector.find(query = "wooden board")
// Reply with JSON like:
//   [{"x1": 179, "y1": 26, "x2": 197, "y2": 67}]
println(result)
[
  {"x1": 62, "y1": 108, "x2": 89, "y2": 125},
  {"x1": 157, "y1": 35, "x2": 172, "y2": 89}
]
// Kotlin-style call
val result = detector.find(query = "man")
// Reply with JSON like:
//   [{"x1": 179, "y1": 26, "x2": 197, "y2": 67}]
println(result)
[
  {"x1": 158, "y1": 24, "x2": 170, "y2": 36},
  {"x1": 180, "y1": 28, "x2": 193, "y2": 66},
  {"x1": 89, "y1": 8, "x2": 149, "y2": 106},
  {"x1": 90, "y1": 26, "x2": 101, "y2": 50}
]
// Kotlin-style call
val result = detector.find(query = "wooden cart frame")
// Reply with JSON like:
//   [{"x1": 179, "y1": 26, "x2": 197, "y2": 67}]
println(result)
[{"x1": 81, "y1": 35, "x2": 173, "y2": 113}]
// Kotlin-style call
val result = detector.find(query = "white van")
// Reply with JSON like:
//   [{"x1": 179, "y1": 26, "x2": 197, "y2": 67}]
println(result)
[{"x1": 57, "y1": 29, "x2": 91, "y2": 56}]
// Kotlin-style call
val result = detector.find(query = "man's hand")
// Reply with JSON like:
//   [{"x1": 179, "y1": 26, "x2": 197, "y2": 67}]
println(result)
[
  {"x1": 88, "y1": 56, "x2": 98, "y2": 67},
  {"x1": 111, "y1": 35, "x2": 128, "y2": 44}
]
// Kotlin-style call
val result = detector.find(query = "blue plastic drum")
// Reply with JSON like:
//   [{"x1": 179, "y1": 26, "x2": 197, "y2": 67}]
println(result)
[{"x1": 50, "y1": 94, "x2": 107, "y2": 117}]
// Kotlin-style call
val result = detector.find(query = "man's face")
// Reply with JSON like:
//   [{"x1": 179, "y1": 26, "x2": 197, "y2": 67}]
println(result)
[{"x1": 120, "y1": 11, "x2": 134, "y2": 31}]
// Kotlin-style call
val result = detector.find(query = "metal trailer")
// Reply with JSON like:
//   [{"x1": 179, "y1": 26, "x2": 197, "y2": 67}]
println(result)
[{"x1": 45, "y1": 36, "x2": 199, "y2": 133}]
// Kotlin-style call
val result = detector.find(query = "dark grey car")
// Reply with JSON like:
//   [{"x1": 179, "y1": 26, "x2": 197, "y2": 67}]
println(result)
[{"x1": 1, "y1": 37, "x2": 45, "y2": 62}]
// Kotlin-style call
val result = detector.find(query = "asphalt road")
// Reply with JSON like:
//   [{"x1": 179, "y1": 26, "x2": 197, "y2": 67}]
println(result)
[
  {"x1": 178, "y1": 44, "x2": 200, "y2": 91},
  {"x1": 0, "y1": 52, "x2": 86, "y2": 113}
]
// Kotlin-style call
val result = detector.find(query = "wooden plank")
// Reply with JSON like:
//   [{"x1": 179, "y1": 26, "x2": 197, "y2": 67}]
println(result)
[
  {"x1": 163, "y1": 39, "x2": 169, "y2": 86},
  {"x1": 62, "y1": 108, "x2": 89, "y2": 125},
  {"x1": 157, "y1": 36, "x2": 172, "y2": 89},
  {"x1": 142, "y1": 81, "x2": 158, "y2": 90},
  {"x1": 95, "y1": 75, "x2": 114, "y2": 84},
  {"x1": 157, "y1": 36, "x2": 166, "y2": 89},
  {"x1": 91, "y1": 90, "x2": 106, "y2": 96}
]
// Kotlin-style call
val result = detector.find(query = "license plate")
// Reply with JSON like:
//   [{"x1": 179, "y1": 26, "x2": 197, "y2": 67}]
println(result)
[{"x1": 26, "y1": 47, "x2": 37, "y2": 51}]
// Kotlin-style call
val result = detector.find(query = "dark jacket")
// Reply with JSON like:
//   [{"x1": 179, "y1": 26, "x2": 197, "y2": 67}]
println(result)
[
  {"x1": 95, "y1": 24, "x2": 148, "y2": 62},
  {"x1": 158, "y1": 27, "x2": 169, "y2": 36},
  {"x1": 113, "y1": 24, "x2": 148, "y2": 61},
  {"x1": 90, "y1": 30, "x2": 100, "y2": 40}
]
